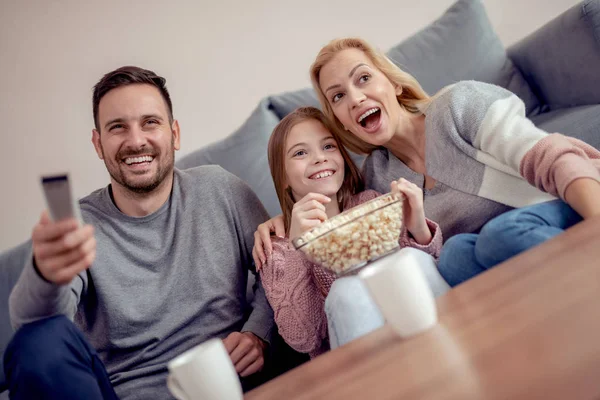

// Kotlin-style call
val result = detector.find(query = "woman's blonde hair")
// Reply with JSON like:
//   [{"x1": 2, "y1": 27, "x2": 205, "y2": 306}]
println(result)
[
  {"x1": 267, "y1": 107, "x2": 365, "y2": 234},
  {"x1": 310, "y1": 37, "x2": 431, "y2": 154}
]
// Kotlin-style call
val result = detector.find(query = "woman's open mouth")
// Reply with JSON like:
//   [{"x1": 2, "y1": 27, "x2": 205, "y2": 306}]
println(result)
[{"x1": 357, "y1": 107, "x2": 382, "y2": 133}]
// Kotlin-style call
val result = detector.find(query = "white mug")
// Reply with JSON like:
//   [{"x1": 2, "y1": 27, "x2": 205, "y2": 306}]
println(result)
[
  {"x1": 167, "y1": 338, "x2": 243, "y2": 400},
  {"x1": 359, "y1": 248, "x2": 438, "y2": 337}
]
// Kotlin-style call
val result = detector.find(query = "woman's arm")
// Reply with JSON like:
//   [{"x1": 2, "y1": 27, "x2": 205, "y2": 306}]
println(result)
[
  {"x1": 520, "y1": 134, "x2": 600, "y2": 219},
  {"x1": 447, "y1": 82, "x2": 600, "y2": 218},
  {"x1": 259, "y1": 239, "x2": 328, "y2": 355},
  {"x1": 564, "y1": 178, "x2": 600, "y2": 219},
  {"x1": 252, "y1": 215, "x2": 285, "y2": 270}
]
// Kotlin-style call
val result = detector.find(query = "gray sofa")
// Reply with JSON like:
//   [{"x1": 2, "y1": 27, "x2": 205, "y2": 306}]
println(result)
[{"x1": 1, "y1": 0, "x2": 599, "y2": 396}]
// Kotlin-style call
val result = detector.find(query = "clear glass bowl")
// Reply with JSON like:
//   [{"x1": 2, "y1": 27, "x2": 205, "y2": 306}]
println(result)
[{"x1": 292, "y1": 192, "x2": 403, "y2": 276}]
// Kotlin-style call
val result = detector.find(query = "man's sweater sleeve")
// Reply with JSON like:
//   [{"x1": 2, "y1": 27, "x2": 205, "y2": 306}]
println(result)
[
  {"x1": 9, "y1": 249, "x2": 84, "y2": 330},
  {"x1": 225, "y1": 173, "x2": 276, "y2": 344}
]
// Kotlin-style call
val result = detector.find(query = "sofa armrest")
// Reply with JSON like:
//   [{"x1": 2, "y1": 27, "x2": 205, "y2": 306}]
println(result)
[
  {"x1": 507, "y1": 0, "x2": 600, "y2": 110},
  {"x1": 0, "y1": 240, "x2": 32, "y2": 391}
]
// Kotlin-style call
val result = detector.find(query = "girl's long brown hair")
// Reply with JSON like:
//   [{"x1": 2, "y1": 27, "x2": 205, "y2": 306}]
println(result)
[{"x1": 268, "y1": 107, "x2": 364, "y2": 234}]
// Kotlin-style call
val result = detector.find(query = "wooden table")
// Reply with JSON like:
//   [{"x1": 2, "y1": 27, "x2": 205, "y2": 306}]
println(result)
[{"x1": 246, "y1": 217, "x2": 600, "y2": 400}]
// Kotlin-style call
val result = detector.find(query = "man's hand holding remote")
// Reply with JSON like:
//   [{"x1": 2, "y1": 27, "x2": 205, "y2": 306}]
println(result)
[{"x1": 31, "y1": 210, "x2": 96, "y2": 285}]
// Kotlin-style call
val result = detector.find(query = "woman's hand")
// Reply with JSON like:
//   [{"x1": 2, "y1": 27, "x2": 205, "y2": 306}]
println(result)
[
  {"x1": 252, "y1": 215, "x2": 285, "y2": 271},
  {"x1": 391, "y1": 178, "x2": 432, "y2": 245},
  {"x1": 288, "y1": 193, "x2": 331, "y2": 244}
]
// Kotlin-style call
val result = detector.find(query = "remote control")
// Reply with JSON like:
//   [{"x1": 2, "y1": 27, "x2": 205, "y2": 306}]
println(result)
[{"x1": 40, "y1": 173, "x2": 83, "y2": 225}]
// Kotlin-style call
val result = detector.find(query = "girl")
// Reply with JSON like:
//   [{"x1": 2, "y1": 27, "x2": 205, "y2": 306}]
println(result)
[{"x1": 258, "y1": 106, "x2": 449, "y2": 358}]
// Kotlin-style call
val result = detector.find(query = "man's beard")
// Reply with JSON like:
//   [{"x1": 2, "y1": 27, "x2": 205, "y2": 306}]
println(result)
[{"x1": 102, "y1": 142, "x2": 175, "y2": 195}]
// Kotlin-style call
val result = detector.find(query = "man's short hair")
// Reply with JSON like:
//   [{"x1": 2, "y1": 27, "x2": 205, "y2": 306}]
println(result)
[{"x1": 92, "y1": 66, "x2": 173, "y2": 131}]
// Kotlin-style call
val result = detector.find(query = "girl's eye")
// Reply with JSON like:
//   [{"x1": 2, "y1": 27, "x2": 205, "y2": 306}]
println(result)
[
  {"x1": 324, "y1": 143, "x2": 337, "y2": 150},
  {"x1": 293, "y1": 150, "x2": 306, "y2": 157},
  {"x1": 332, "y1": 93, "x2": 344, "y2": 103}
]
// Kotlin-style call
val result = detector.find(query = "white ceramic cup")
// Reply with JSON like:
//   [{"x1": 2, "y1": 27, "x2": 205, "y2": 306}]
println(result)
[
  {"x1": 167, "y1": 338, "x2": 243, "y2": 400},
  {"x1": 358, "y1": 248, "x2": 438, "y2": 337}
]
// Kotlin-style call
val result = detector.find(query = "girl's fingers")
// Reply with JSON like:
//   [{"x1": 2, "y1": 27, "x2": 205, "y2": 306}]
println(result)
[
  {"x1": 296, "y1": 193, "x2": 330, "y2": 209},
  {"x1": 300, "y1": 218, "x2": 323, "y2": 231},
  {"x1": 272, "y1": 217, "x2": 286, "y2": 238},
  {"x1": 296, "y1": 199, "x2": 326, "y2": 213},
  {"x1": 299, "y1": 209, "x2": 328, "y2": 222}
]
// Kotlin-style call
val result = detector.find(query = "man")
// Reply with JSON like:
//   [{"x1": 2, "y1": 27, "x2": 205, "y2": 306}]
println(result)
[{"x1": 5, "y1": 66, "x2": 274, "y2": 399}]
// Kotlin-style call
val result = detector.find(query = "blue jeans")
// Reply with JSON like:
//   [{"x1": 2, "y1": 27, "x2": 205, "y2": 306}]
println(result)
[
  {"x1": 4, "y1": 315, "x2": 118, "y2": 400},
  {"x1": 4, "y1": 316, "x2": 269, "y2": 398},
  {"x1": 325, "y1": 247, "x2": 450, "y2": 349},
  {"x1": 438, "y1": 200, "x2": 582, "y2": 287}
]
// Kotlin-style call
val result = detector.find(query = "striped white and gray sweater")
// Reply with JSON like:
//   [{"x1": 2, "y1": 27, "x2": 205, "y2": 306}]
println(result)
[
  {"x1": 426, "y1": 81, "x2": 600, "y2": 207},
  {"x1": 364, "y1": 81, "x2": 600, "y2": 239}
]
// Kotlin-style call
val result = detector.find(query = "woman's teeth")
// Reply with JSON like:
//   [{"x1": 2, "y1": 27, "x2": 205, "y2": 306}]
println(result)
[{"x1": 357, "y1": 108, "x2": 380, "y2": 126}]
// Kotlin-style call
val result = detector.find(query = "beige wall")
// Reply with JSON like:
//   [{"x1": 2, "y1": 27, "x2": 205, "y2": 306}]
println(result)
[{"x1": 0, "y1": 0, "x2": 580, "y2": 251}]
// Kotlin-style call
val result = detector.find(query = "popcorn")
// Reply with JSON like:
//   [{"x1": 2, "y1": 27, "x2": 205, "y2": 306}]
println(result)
[{"x1": 293, "y1": 193, "x2": 403, "y2": 275}]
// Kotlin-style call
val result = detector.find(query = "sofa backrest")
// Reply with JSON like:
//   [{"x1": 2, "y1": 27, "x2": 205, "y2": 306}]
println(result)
[
  {"x1": 508, "y1": 0, "x2": 600, "y2": 111},
  {"x1": 177, "y1": 0, "x2": 547, "y2": 216}
]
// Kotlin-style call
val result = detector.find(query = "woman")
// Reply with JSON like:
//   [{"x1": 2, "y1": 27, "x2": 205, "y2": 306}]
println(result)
[{"x1": 254, "y1": 37, "x2": 600, "y2": 287}]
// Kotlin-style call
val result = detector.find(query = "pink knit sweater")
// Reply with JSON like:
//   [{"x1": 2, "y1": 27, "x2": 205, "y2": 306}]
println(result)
[{"x1": 259, "y1": 190, "x2": 442, "y2": 358}]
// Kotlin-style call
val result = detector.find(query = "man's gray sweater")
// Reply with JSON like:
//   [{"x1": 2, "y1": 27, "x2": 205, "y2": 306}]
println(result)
[{"x1": 9, "y1": 166, "x2": 274, "y2": 399}]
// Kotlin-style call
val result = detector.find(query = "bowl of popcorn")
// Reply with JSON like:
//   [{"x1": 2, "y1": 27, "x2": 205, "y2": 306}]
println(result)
[{"x1": 292, "y1": 192, "x2": 403, "y2": 275}]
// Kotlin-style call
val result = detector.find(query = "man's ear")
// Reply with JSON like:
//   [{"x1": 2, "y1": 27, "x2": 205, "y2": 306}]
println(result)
[
  {"x1": 172, "y1": 120, "x2": 181, "y2": 151},
  {"x1": 92, "y1": 129, "x2": 103, "y2": 159}
]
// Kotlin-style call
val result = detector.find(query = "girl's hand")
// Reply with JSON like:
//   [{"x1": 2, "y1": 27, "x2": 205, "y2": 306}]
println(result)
[
  {"x1": 288, "y1": 193, "x2": 331, "y2": 244},
  {"x1": 391, "y1": 178, "x2": 432, "y2": 245},
  {"x1": 253, "y1": 215, "x2": 285, "y2": 271}
]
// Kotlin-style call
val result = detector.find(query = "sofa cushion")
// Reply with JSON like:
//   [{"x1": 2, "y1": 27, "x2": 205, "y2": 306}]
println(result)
[
  {"x1": 177, "y1": 0, "x2": 560, "y2": 219},
  {"x1": 269, "y1": 0, "x2": 541, "y2": 117},
  {"x1": 387, "y1": 0, "x2": 540, "y2": 115},
  {"x1": 268, "y1": 89, "x2": 322, "y2": 119},
  {"x1": 176, "y1": 99, "x2": 283, "y2": 217},
  {"x1": 0, "y1": 240, "x2": 31, "y2": 391},
  {"x1": 508, "y1": 0, "x2": 600, "y2": 110},
  {"x1": 508, "y1": 0, "x2": 600, "y2": 111},
  {"x1": 530, "y1": 104, "x2": 600, "y2": 149}
]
